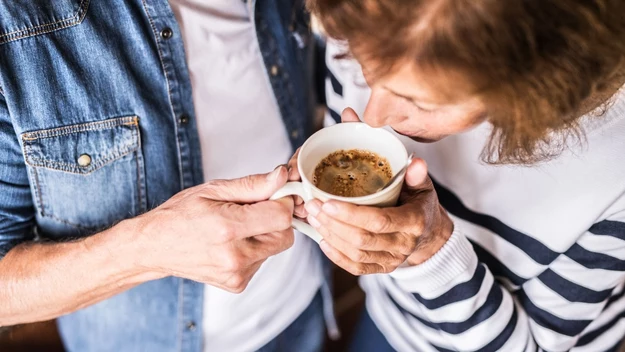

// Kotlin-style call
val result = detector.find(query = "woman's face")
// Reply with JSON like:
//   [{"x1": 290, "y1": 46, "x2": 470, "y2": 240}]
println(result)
[{"x1": 361, "y1": 62, "x2": 488, "y2": 143}]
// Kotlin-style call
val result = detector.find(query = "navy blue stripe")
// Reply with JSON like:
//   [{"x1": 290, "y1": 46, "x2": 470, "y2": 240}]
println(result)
[
  {"x1": 328, "y1": 108, "x2": 341, "y2": 124},
  {"x1": 589, "y1": 220, "x2": 625, "y2": 240},
  {"x1": 606, "y1": 288, "x2": 625, "y2": 308},
  {"x1": 430, "y1": 345, "x2": 455, "y2": 352},
  {"x1": 412, "y1": 264, "x2": 487, "y2": 310},
  {"x1": 469, "y1": 239, "x2": 528, "y2": 287},
  {"x1": 537, "y1": 269, "x2": 613, "y2": 304},
  {"x1": 477, "y1": 307, "x2": 519, "y2": 352},
  {"x1": 565, "y1": 243, "x2": 625, "y2": 271},
  {"x1": 432, "y1": 177, "x2": 559, "y2": 265},
  {"x1": 326, "y1": 68, "x2": 343, "y2": 96},
  {"x1": 388, "y1": 281, "x2": 504, "y2": 335},
  {"x1": 517, "y1": 290, "x2": 591, "y2": 336},
  {"x1": 576, "y1": 307, "x2": 625, "y2": 347}
]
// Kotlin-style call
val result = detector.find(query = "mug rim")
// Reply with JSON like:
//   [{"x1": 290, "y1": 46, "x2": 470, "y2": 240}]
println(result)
[{"x1": 297, "y1": 122, "x2": 408, "y2": 202}]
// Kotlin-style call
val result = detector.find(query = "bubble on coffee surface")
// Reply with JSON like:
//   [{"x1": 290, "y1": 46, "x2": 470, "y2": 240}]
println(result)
[{"x1": 313, "y1": 149, "x2": 393, "y2": 197}]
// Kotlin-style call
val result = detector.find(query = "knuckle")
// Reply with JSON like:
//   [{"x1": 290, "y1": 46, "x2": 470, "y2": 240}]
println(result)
[
  {"x1": 382, "y1": 265, "x2": 395, "y2": 274},
  {"x1": 227, "y1": 275, "x2": 248, "y2": 293},
  {"x1": 349, "y1": 264, "x2": 367, "y2": 276},
  {"x1": 354, "y1": 231, "x2": 373, "y2": 248},
  {"x1": 373, "y1": 213, "x2": 393, "y2": 233},
  {"x1": 353, "y1": 250, "x2": 369, "y2": 263},
  {"x1": 274, "y1": 205, "x2": 294, "y2": 229},
  {"x1": 223, "y1": 253, "x2": 244, "y2": 272},
  {"x1": 216, "y1": 221, "x2": 236, "y2": 241}
]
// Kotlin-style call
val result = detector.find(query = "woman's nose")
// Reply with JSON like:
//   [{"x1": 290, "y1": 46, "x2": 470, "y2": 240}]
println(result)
[
  {"x1": 362, "y1": 90, "x2": 391, "y2": 128},
  {"x1": 363, "y1": 89, "x2": 404, "y2": 128}
]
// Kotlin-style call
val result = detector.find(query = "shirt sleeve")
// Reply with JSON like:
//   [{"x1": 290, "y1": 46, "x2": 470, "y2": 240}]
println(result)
[
  {"x1": 386, "y1": 213, "x2": 625, "y2": 352},
  {"x1": 0, "y1": 91, "x2": 36, "y2": 259}
]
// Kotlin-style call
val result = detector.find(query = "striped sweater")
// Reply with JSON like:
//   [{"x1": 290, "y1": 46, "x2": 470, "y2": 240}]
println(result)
[{"x1": 325, "y1": 40, "x2": 625, "y2": 352}]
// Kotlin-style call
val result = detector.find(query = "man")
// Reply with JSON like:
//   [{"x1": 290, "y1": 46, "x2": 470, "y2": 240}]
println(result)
[{"x1": 0, "y1": 0, "x2": 333, "y2": 351}]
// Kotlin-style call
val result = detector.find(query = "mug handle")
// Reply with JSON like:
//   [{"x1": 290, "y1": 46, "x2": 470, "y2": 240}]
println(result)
[{"x1": 270, "y1": 182, "x2": 322, "y2": 244}]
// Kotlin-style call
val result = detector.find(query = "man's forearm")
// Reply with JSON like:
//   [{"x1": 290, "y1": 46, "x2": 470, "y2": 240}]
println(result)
[{"x1": 0, "y1": 218, "x2": 162, "y2": 326}]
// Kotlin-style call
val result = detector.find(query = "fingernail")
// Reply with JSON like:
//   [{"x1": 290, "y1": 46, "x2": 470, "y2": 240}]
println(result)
[
  {"x1": 268, "y1": 165, "x2": 283, "y2": 182},
  {"x1": 319, "y1": 239, "x2": 329, "y2": 251},
  {"x1": 305, "y1": 200, "x2": 321, "y2": 216},
  {"x1": 322, "y1": 202, "x2": 338, "y2": 215},
  {"x1": 287, "y1": 166, "x2": 293, "y2": 178},
  {"x1": 308, "y1": 215, "x2": 321, "y2": 228}
]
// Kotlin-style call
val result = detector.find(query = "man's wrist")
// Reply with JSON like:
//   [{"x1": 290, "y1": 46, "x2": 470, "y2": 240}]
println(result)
[{"x1": 87, "y1": 216, "x2": 166, "y2": 283}]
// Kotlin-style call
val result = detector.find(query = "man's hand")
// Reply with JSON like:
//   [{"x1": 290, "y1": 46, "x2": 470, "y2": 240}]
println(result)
[{"x1": 135, "y1": 166, "x2": 295, "y2": 293}]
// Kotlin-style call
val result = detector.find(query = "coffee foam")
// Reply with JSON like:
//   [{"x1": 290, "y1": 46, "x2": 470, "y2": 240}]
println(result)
[{"x1": 313, "y1": 149, "x2": 393, "y2": 197}]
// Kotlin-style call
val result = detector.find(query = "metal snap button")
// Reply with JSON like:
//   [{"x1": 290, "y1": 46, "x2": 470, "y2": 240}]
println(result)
[
  {"x1": 186, "y1": 321, "x2": 196, "y2": 331},
  {"x1": 270, "y1": 65, "x2": 279, "y2": 76},
  {"x1": 160, "y1": 27, "x2": 173, "y2": 39},
  {"x1": 178, "y1": 115, "x2": 189, "y2": 125},
  {"x1": 77, "y1": 154, "x2": 92, "y2": 167},
  {"x1": 290, "y1": 129, "x2": 299, "y2": 139}
]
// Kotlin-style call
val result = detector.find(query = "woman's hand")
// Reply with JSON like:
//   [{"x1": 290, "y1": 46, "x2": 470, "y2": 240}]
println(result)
[{"x1": 304, "y1": 157, "x2": 454, "y2": 275}]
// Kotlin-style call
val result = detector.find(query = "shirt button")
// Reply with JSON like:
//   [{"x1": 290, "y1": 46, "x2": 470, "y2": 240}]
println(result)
[
  {"x1": 290, "y1": 130, "x2": 299, "y2": 139},
  {"x1": 270, "y1": 65, "x2": 279, "y2": 76},
  {"x1": 77, "y1": 154, "x2": 92, "y2": 167},
  {"x1": 186, "y1": 321, "x2": 196, "y2": 331},
  {"x1": 160, "y1": 27, "x2": 173, "y2": 39},
  {"x1": 178, "y1": 114, "x2": 189, "y2": 125}
]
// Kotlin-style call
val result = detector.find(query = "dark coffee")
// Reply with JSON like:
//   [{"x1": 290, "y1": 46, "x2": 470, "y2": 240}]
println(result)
[{"x1": 313, "y1": 149, "x2": 393, "y2": 197}]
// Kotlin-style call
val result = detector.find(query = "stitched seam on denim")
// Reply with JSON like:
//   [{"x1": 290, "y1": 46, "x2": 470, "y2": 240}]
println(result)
[
  {"x1": 21, "y1": 116, "x2": 138, "y2": 141},
  {"x1": 0, "y1": 85, "x2": 4, "y2": 96},
  {"x1": 0, "y1": 0, "x2": 90, "y2": 45},
  {"x1": 140, "y1": 0, "x2": 185, "y2": 191},
  {"x1": 135, "y1": 150, "x2": 142, "y2": 213},
  {"x1": 24, "y1": 144, "x2": 139, "y2": 175},
  {"x1": 31, "y1": 167, "x2": 44, "y2": 217},
  {"x1": 176, "y1": 279, "x2": 183, "y2": 352},
  {"x1": 45, "y1": 213, "x2": 93, "y2": 230}
]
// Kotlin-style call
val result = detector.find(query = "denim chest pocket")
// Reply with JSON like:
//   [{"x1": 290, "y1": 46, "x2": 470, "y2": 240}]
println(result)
[
  {"x1": 0, "y1": 0, "x2": 89, "y2": 45},
  {"x1": 21, "y1": 116, "x2": 147, "y2": 231}
]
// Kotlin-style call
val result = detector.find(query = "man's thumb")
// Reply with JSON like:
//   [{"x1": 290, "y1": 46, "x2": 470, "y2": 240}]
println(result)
[{"x1": 205, "y1": 165, "x2": 289, "y2": 203}]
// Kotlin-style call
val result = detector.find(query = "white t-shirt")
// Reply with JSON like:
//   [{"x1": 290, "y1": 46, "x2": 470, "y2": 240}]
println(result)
[{"x1": 168, "y1": 1, "x2": 323, "y2": 351}]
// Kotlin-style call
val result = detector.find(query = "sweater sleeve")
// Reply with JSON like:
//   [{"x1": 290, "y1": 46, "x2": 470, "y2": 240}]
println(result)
[{"x1": 384, "y1": 215, "x2": 625, "y2": 352}]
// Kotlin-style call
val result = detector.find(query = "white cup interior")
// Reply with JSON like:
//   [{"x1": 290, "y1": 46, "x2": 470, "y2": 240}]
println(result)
[{"x1": 298, "y1": 123, "x2": 408, "y2": 200}]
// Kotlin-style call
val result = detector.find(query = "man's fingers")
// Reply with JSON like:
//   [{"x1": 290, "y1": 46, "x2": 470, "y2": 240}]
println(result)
[
  {"x1": 288, "y1": 148, "x2": 301, "y2": 181},
  {"x1": 212, "y1": 199, "x2": 294, "y2": 241},
  {"x1": 341, "y1": 107, "x2": 361, "y2": 123},
  {"x1": 202, "y1": 165, "x2": 289, "y2": 203},
  {"x1": 245, "y1": 228, "x2": 295, "y2": 260}
]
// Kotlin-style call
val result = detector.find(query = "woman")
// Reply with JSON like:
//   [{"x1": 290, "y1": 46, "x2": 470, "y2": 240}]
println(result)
[{"x1": 298, "y1": 1, "x2": 625, "y2": 351}]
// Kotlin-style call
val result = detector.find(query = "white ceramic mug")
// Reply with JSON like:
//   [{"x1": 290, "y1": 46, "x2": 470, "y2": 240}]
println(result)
[{"x1": 271, "y1": 122, "x2": 408, "y2": 243}]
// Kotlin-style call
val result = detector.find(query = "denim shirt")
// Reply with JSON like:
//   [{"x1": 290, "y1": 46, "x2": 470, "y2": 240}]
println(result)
[{"x1": 0, "y1": 0, "x2": 332, "y2": 350}]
